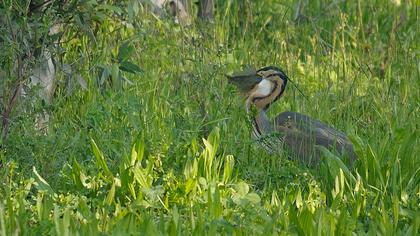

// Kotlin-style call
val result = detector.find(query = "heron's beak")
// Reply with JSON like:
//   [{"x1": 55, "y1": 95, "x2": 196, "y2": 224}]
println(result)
[{"x1": 227, "y1": 69, "x2": 262, "y2": 93}]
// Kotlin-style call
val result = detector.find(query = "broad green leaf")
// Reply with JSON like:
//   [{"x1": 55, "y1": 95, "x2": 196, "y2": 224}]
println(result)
[
  {"x1": 130, "y1": 145, "x2": 138, "y2": 167},
  {"x1": 236, "y1": 181, "x2": 249, "y2": 196},
  {"x1": 119, "y1": 61, "x2": 143, "y2": 74},
  {"x1": 295, "y1": 189, "x2": 303, "y2": 209},
  {"x1": 184, "y1": 158, "x2": 194, "y2": 180},
  {"x1": 106, "y1": 178, "x2": 117, "y2": 205},
  {"x1": 133, "y1": 168, "x2": 151, "y2": 189},
  {"x1": 185, "y1": 178, "x2": 197, "y2": 195},
  {"x1": 245, "y1": 193, "x2": 261, "y2": 204},
  {"x1": 33, "y1": 166, "x2": 54, "y2": 194},
  {"x1": 90, "y1": 138, "x2": 113, "y2": 180},
  {"x1": 222, "y1": 155, "x2": 235, "y2": 184},
  {"x1": 118, "y1": 42, "x2": 135, "y2": 63},
  {"x1": 136, "y1": 135, "x2": 145, "y2": 164},
  {"x1": 111, "y1": 63, "x2": 120, "y2": 81},
  {"x1": 318, "y1": 145, "x2": 356, "y2": 184},
  {"x1": 271, "y1": 191, "x2": 280, "y2": 207},
  {"x1": 0, "y1": 205, "x2": 5, "y2": 236}
]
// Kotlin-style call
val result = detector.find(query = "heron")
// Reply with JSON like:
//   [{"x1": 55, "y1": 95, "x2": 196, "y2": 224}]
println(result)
[{"x1": 228, "y1": 66, "x2": 357, "y2": 167}]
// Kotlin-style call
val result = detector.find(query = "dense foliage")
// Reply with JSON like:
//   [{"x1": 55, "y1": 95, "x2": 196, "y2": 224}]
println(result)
[{"x1": 1, "y1": 0, "x2": 419, "y2": 235}]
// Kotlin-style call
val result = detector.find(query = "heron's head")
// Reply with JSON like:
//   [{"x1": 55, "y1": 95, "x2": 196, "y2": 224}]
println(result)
[{"x1": 228, "y1": 66, "x2": 288, "y2": 110}]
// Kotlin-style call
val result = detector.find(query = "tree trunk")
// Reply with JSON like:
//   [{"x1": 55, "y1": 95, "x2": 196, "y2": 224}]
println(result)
[{"x1": 198, "y1": 0, "x2": 214, "y2": 22}]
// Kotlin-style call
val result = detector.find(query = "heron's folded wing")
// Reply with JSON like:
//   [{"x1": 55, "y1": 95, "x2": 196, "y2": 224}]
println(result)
[{"x1": 274, "y1": 111, "x2": 351, "y2": 146}]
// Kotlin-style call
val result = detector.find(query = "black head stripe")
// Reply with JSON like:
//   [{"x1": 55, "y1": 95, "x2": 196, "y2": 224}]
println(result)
[
  {"x1": 273, "y1": 79, "x2": 287, "y2": 103},
  {"x1": 257, "y1": 66, "x2": 284, "y2": 73},
  {"x1": 266, "y1": 72, "x2": 288, "y2": 81},
  {"x1": 257, "y1": 66, "x2": 288, "y2": 85}
]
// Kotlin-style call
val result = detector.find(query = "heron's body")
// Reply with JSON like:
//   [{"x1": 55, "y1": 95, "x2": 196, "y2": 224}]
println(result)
[{"x1": 229, "y1": 66, "x2": 357, "y2": 166}]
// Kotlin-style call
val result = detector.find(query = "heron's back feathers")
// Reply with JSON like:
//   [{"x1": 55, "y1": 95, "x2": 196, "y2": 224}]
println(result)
[{"x1": 274, "y1": 111, "x2": 357, "y2": 166}]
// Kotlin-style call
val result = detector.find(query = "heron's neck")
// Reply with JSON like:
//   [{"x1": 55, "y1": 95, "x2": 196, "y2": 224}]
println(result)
[
  {"x1": 246, "y1": 100, "x2": 272, "y2": 136},
  {"x1": 255, "y1": 110, "x2": 272, "y2": 136}
]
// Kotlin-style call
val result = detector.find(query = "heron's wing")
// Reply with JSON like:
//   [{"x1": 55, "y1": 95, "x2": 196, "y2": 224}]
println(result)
[
  {"x1": 274, "y1": 111, "x2": 350, "y2": 145},
  {"x1": 273, "y1": 111, "x2": 357, "y2": 165},
  {"x1": 271, "y1": 111, "x2": 357, "y2": 165}
]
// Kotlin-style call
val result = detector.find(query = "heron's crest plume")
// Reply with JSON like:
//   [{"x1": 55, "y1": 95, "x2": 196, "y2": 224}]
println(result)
[{"x1": 227, "y1": 68, "x2": 262, "y2": 93}]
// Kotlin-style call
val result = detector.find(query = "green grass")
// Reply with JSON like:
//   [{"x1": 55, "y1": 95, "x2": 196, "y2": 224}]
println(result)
[{"x1": 1, "y1": 0, "x2": 419, "y2": 235}]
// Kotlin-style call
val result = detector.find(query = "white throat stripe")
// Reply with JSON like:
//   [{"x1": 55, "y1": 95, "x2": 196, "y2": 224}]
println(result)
[{"x1": 255, "y1": 79, "x2": 272, "y2": 97}]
